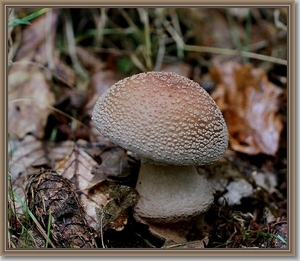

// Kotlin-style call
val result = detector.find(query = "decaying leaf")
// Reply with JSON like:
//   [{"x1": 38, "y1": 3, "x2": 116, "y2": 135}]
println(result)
[
  {"x1": 96, "y1": 184, "x2": 139, "y2": 232},
  {"x1": 210, "y1": 62, "x2": 283, "y2": 155},
  {"x1": 87, "y1": 148, "x2": 134, "y2": 189},
  {"x1": 26, "y1": 169, "x2": 97, "y2": 248},
  {"x1": 54, "y1": 144, "x2": 112, "y2": 230},
  {"x1": 8, "y1": 69, "x2": 55, "y2": 139},
  {"x1": 54, "y1": 144, "x2": 96, "y2": 191},
  {"x1": 54, "y1": 145, "x2": 104, "y2": 217},
  {"x1": 81, "y1": 182, "x2": 110, "y2": 229},
  {"x1": 8, "y1": 134, "x2": 48, "y2": 181}
]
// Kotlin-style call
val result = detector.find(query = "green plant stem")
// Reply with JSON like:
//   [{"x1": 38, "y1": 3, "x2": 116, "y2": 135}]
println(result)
[
  {"x1": 8, "y1": 8, "x2": 52, "y2": 28},
  {"x1": 13, "y1": 192, "x2": 56, "y2": 248},
  {"x1": 45, "y1": 210, "x2": 52, "y2": 248}
]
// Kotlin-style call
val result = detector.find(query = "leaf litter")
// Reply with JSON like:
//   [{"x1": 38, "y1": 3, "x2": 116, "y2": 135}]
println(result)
[
  {"x1": 210, "y1": 61, "x2": 283, "y2": 155},
  {"x1": 8, "y1": 8, "x2": 288, "y2": 249}
]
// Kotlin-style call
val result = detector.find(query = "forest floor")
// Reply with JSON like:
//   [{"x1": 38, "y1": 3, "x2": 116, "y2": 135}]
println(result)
[{"x1": 7, "y1": 7, "x2": 288, "y2": 249}]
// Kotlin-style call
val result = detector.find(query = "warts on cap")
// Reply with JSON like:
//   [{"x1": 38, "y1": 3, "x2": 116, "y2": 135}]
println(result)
[{"x1": 92, "y1": 71, "x2": 228, "y2": 166}]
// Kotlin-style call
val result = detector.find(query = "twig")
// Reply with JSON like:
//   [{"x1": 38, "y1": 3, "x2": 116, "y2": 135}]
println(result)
[
  {"x1": 138, "y1": 8, "x2": 153, "y2": 70},
  {"x1": 274, "y1": 9, "x2": 287, "y2": 31},
  {"x1": 170, "y1": 9, "x2": 184, "y2": 59},
  {"x1": 154, "y1": 33, "x2": 166, "y2": 71},
  {"x1": 9, "y1": 98, "x2": 88, "y2": 129},
  {"x1": 184, "y1": 44, "x2": 287, "y2": 65},
  {"x1": 64, "y1": 10, "x2": 89, "y2": 81},
  {"x1": 162, "y1": 20, "x2": 287, "y2": 66},
  {"x1": 45, "y1": 9, "x2": 55, "y2": 71},
  {"x1": 8, "y1": 60, "x2": 76, "y2": 89}
]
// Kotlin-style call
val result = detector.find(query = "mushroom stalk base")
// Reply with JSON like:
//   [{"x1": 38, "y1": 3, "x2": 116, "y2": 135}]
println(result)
[{"x1": 133, "y1": 160, "x2": 214, "y2": 223}]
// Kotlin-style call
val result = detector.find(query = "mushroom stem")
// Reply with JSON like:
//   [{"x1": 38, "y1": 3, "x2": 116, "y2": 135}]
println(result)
[{"x1": 134, "y1": 158, "x2": 214, "y2": 223}]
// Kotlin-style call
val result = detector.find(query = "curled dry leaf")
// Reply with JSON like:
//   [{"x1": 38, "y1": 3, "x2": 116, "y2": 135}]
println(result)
[{"x1": 210, "y1": 62, "x2": 283, "y2": 155}]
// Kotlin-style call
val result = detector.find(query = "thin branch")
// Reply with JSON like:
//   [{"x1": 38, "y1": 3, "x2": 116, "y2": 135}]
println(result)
[{"x1": 184, "y1": 44, "x2": 287, "y2": 65}]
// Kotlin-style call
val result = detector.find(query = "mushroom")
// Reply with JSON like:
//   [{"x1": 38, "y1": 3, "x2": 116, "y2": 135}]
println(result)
[{"x1": 92, "y1": 71, "x2": 228, "y2": 236}]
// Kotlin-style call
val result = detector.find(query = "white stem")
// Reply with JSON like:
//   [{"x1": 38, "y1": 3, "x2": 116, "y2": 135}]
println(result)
[{"x1": 134, "y1": 158, "x2": 214, "y2": 223}]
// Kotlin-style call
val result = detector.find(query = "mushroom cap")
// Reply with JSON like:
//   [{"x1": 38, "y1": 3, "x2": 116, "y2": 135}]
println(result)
[{"x1": 92, "y1": 71, "x2": 228, "y2": 166}]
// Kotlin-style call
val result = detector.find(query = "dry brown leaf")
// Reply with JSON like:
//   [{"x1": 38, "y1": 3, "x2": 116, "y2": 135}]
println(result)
[
  {"x1": 54, "y1": 144, "x2": 111, "y2": 229},
  {"x1": 211, "y1": 62, "x2": 283, "y2": 155},
  {"x1": 8, "y1": 135, "x2": 48, "y2": 181},
  {"x1": 87, "y1": 148, "x2": 133, "y2": 189},
  {"x1": 8, "y1": 134, "x2": 50, "y2": 214},
  {"x1": 95, "y1": 185, "x2": 138, "y2": 232},
  {"x1": 8, "y1": 69, "x2": 55, "y2": 139},
  {"x1": 54, "y1": 145, "x2": 96, "y2": 190},
  {"x1": 81, "y1": 183, "x2": 110, "y2": 229}
]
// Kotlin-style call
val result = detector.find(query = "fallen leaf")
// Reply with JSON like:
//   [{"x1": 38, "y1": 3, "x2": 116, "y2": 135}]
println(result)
[
  {"x1": 87, "y1": 148, "x2": 134, "y2": 189},
  {"x1": 8, "y1": 69, "x2": 55, "y2": 139},
  {"x1": 8, "y1": 134, "x2": 48, "y2": 181},
  {"x1": 54, "y1": 144, "x2": 96, "y2": 191},
  {"x1": 54, "y1": 144, "x2": 112, "y2": 229},
  {"x1": 96, "y1": 185, "x2": 139, "y2": 232},
  {"x1": 82, "y1": 182, "x2": 110, "y2": 229},
  {"x1": 52, "y1": 54, "x2": 77, "y2": 86},
  {"x1": 211, "y1": 62, "x2": 283, "y2": 155}
]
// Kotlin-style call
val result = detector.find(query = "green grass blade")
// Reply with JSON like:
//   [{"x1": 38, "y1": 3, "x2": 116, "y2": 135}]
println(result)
[
  {"x1": 13, "y1": 192, "x2": 37, "y2": 222},
  {"x1": 13, "y1": 192, "x2": 55, "y2": 248},
  {"x1": 45, "y1": 210, "x2": 52, "y2": 248},
  {"x1": 9, "y1": 18, "x2": 31, "y2": 26},
  {"x1": 8, "y1": 8, "x2": 52, "y2": 28},
  {"x1": 276, "y1": 234, "x2": 287, "y2": 244}
]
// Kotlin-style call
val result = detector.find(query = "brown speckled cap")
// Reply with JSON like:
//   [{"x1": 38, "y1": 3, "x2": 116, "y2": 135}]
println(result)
[{"x1": 92, "y1": 71, "x2": 228, "y2": 166}]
